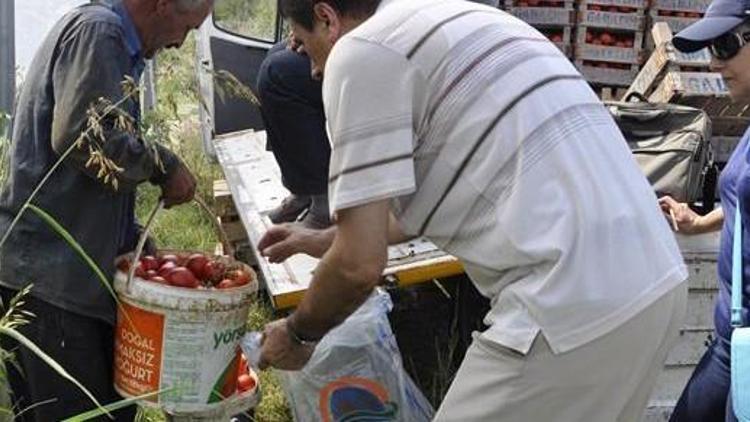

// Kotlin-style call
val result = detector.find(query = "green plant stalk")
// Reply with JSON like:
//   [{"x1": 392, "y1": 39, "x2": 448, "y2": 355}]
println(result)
[
  {"x1": 0, "y1": 326, "x2": 111, "y2": 419},
  {"x1": 26, "y1": 205, "x2": 117, "y2": 302},
  {"x1": 0, "y1": 96, "x2": 133, "y2": 251},
  {"x1": 25, "y1": 204, "x2": 137, "y2": 331},
  {"x1": 61, "y1": 388, "x2": 173, "y2": 422},
  {"x1": 0, "y1": 139, "x2": 77, "y2": 250}
]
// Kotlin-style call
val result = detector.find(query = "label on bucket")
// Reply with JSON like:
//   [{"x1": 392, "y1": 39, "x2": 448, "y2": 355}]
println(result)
[{"x1": 114, "y1": 302, "x2": 165, "y2": 401}]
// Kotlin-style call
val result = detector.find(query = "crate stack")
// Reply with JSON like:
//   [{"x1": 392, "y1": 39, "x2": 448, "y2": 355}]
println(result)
[
  {"x1": 504, "y1": 0, "x2": 576, "y2": 57},
  {"x1": 646, "y1": 0, "x2": 710, "y2": 49},
  {"x1": 574, "y1": 0, "x2": 648, "y2": 95}
]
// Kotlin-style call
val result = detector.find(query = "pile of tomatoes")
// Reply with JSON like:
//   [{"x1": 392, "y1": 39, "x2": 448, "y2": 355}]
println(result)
[
  {"x1": 237, "y1": 353, "x2": 257, "y2": 393},
  {"x1": 585, "y1": 4, "x2": 638, "y2": 13},
  {"x1": 585, "y1": 30, "x2": 636, "y2": 48},
  {"x1": 514, "y1": 0, "x2": 567, "y2": 7},
  {"x1": 657, "y1": 9, "x2": 702, "y2": 18},
  {"x1": 117, "y1": 252, "x2": 253, "y2": 290}
]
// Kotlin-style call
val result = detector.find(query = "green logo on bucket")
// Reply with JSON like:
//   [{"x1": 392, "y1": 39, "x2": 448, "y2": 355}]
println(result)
[{"x1": 213, "y1": 325, "x2": 246, "y2": 350}]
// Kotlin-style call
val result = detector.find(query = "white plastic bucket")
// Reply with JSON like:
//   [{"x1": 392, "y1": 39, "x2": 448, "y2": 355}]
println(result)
[{"x1": 112, "y1": 256, "x2": 259, "y2": 417}]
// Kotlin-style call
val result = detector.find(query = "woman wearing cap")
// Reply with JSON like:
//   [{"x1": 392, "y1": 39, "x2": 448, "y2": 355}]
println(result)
[{"x1": 661, "y1": 1, "x2": 750, "y2": 420}]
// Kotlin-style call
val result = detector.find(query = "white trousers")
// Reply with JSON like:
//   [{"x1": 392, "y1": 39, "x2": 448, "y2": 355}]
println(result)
[{"x1": 434, "y1": 283, "x2": 688, "y2": 422}]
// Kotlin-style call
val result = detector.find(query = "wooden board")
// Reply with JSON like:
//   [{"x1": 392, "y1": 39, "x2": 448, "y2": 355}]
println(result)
[
  {"x1": 574, "y1": 42, "x2": 644, "y2": 64},
  {"x1": 507, "y1": 6, "x2": 575, "y2": 25},
  {"x1": 626, "y1": 41, "x2": 710, "y2": 98},
  {"x1": 576, "y1": 60, "x2": 640, "y2": 86},
  {"x1": 213, "y1": 130, "x2": 464, "y2": 310},
  {"x1": 648, "y1": 71, "x2": 731, "y2": 113},
  {"x1": 578, "y1": 0, "x2": 647, "y2": 10},
  {"x1": 577, "y1": 9, "x2": 647, "y2": 31},
  {"x1": 650, "y1": 0, "x2": 711, "y2": 13}
]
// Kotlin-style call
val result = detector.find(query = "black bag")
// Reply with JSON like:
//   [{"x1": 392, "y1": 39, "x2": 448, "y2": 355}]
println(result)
[{"x1": 605, "y1": 94, "x2": 714, "y2": 206}]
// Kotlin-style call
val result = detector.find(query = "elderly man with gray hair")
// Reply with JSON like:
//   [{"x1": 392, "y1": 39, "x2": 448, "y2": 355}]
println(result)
[{"x1": 0, "y1": 0, "x2": 212, "y2": 419}]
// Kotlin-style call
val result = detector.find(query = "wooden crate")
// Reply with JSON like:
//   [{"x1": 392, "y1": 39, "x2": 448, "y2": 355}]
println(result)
[
  {"x1": 648, "y1": 71, "x2": 731, "y2": 112},
  {"x1": 539, "y1": 26, "x2": 573, "y2": 56},
  {"x1": 594, "y1": 85, "x2": 630, "y2": 100},
  {"x1": 575, "y1": 28, "x2": 644, "y2": 63},
  {"x1": 507, "y1": 5, "x2": 575, "y2": 25},
  {"x1": 577, "y1": 7, "x2": 647, "y2": 31},
  {"x1": 213, "y1": 179, "x2": 237, "y2": 219},
  {"x1": 626, "y1": 23, "x2": 710, "y2": 98},
  {"x1": 503, "y1": 0, "x2": 573, "y2": 8},
  {"x1": 645, "y1": 14, "x2": 702, "y2": 48},
  {"x1": 650, "y1": 0, "x2": 711, "y2": 13},
  {"x1": 578, "y1": 0, "x2": 647, "y2": 9},
  {"x1": 576, "y1": 60, "x2": 640, "y2": 86}
]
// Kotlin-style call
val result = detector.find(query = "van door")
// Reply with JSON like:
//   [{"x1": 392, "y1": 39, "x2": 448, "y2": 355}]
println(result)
[{"x1": 196, "y1": 0, "x2": 283, "y2": 158}]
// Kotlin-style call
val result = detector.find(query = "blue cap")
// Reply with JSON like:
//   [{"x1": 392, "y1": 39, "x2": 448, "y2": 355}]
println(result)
[{"x1": 672, "y1": 0, "x2": 750, "y2": 52}]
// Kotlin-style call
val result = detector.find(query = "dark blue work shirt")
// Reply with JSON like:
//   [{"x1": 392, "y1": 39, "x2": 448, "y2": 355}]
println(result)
[
  {"x1": 716, "y1": 129, "x2": 750, "y2": 339},
  {"x1": 0, "y1": 1, "x2": 177, "y2": 324}
]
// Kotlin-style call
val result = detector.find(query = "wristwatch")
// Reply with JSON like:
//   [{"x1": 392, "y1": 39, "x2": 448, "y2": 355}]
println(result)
[{"x1": 286, "y1": 316, "x2": 319, "y2": 346}]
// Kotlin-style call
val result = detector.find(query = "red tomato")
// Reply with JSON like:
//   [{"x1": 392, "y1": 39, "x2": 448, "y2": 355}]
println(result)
[
  {"x1": 168, "y1": 267, "x2": 199, "y2": 288},
  {"x1": 158, "y1": 261, "x2": 178, "y2": 278},
  {"x1": 159, "y1": 254, "x2": 179, "y2": 266},
  {"x1": 624, "y1": 38, "x2": 634, "y2": 48},
  {"x1": 227, "y1": 269, "x2": 251, "y2": 286},
  {"x1": 586, "y1": 31, "x2": 594, "y2": 43},
  {"x1": 134, "y1": 263, "x2": 147, "y2": 279},
  {"x1": 205, "y1": 261, "x2": 225, "y2": 282},
  {"x1": 150, "y1": 276, "x2": 168, "y2": 285},
  {"x1": 237, "y1": 374, "x2": 255, "y2": 392},
  {"x1": 141, "y1": 256, "x2": 160, "y2": 271},
  {"x1": 186, "y1": 254, "x2": 210, "y2": 280},
  {"x1": 550, "y1": 34, "x2": 563, "y2": 43},
  {"x1": 599, "y1": 32, "x2": 614, "y2": 46},
  {"x1": 527, "y1": 0, "x2": 540, "y2": 6},
  {"x1": 589, "y1": 4, "x2": 601, "y2": 11},
  {"x1": 217, "y1": 279, "x2": 235, "y2": 289}
]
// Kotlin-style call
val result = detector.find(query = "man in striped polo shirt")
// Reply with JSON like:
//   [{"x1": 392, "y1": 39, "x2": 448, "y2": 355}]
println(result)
[{"x1": 257, "y1": 0, "x2": 689, "y2": 419}]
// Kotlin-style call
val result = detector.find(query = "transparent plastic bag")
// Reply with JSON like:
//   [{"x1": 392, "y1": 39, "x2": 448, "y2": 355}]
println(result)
[{"x1": 261, "y1": 288, "x2": 434, "y2": 422}]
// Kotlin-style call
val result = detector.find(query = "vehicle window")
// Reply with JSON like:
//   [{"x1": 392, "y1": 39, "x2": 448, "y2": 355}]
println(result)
[{"x1": 213, "y1": 0, "x2": 278, "y2": 42}]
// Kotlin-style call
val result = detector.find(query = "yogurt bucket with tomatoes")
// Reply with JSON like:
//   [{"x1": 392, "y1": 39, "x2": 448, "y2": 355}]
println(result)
[{"x1": 112, "y1": 251, "x2": 259, "y2": 417}]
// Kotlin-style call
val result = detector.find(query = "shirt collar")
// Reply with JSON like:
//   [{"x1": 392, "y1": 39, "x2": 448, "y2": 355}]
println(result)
[{"x1": 110, "y1": 0, "x2": 143, "y2": 62}]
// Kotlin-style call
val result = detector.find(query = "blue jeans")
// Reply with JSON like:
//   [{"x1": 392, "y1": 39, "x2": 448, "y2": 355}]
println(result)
[{"x1": 670, "y1": 335, "x2": 737, "y2": 422}]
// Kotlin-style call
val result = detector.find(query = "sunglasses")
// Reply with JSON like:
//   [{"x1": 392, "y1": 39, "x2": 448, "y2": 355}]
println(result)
[{"x1": 710, "y1": 28, "x2": 750, "y2": 60}]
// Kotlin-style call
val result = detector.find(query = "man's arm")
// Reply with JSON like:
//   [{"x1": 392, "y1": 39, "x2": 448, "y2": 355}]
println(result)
[
  {"x1": 50, "y1": 22, "x2": 178, "y2": 192},
  {"x1": 259, "y1": 200, "x2": 389, "y2": 370}
]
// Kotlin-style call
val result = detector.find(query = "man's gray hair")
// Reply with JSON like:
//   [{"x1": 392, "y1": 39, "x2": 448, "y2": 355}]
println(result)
[{"x1": 175, "y1": 0, "x2": 213, "y2": 12}]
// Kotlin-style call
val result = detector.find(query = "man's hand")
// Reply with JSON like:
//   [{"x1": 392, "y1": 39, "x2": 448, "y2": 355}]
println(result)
[
  {"x1": 160, "y1": 162, "x2": 196, "y2": 208},
  {"x1": 258, "y1": 223, "x2": 334, "y2": 263},
  {"x1": 258, "y1": 319, "x2": 315, "y2": 371},
  {"x1": 658, "y1": 196, "x2": 706, "y2": 234}
]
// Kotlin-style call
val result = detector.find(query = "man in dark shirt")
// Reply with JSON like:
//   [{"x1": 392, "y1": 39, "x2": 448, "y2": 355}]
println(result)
[
  {"x1": 0, "y1": 0, "x2": 212, "y2": 419},
  {"x1": 257, "y1": 42, "x2": 331, "y2": 229}
]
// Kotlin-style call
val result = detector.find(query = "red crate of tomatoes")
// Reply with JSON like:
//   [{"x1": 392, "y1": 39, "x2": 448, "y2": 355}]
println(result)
[{"x1": 116, "y1": 250, "x2": 255, "y2": 290}]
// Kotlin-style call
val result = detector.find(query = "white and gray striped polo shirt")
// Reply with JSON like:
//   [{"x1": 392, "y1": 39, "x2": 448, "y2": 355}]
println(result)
[{"x1": 323, "y1": 0, "x2": 688, "y2": 354}]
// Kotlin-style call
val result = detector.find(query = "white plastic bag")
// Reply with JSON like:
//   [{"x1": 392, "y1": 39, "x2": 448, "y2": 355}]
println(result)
[{"x1": 275, "y1": 288, "x2": 434, "y2": 422}]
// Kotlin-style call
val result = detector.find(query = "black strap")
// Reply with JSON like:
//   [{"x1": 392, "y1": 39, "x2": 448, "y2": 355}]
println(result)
[{"x1": 623, "y1": 92, "x2": 648, "y2": 103}]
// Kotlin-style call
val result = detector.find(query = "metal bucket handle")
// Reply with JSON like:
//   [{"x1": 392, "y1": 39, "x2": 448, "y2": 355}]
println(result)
[{"x1": 125, "y1": 196, "x2": 236, "y2": 291}]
